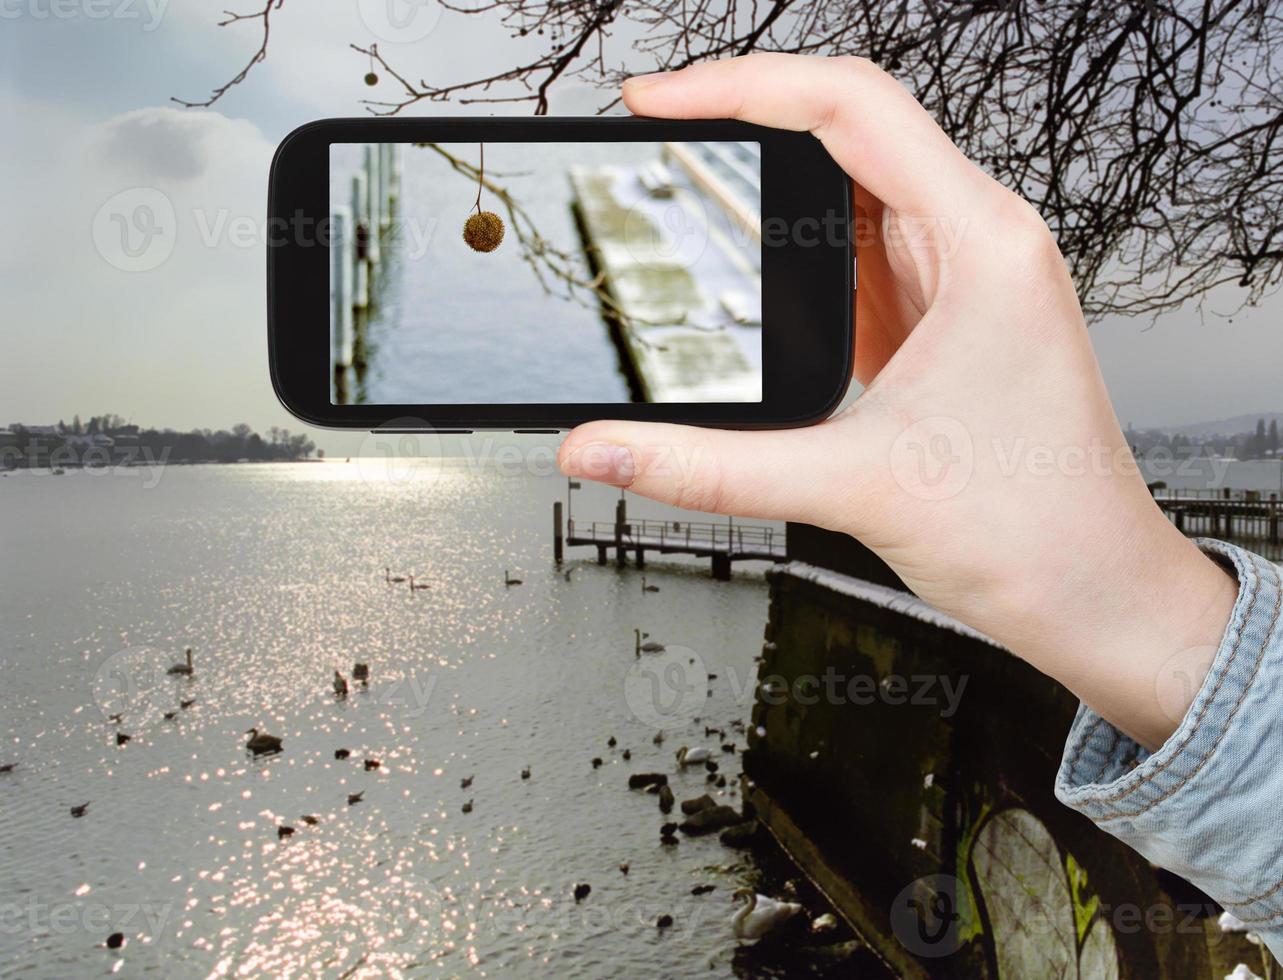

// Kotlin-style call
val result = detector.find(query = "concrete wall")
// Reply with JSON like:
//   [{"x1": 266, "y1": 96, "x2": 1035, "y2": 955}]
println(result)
[{"x1": 743, "y1": 558, "x2": 1267, "y2": 978}]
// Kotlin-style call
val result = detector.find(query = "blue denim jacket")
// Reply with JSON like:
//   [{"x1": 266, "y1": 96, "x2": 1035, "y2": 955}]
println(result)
[{"x1": 1056, "y1": 539, "x2": 1283, "y2": 962}]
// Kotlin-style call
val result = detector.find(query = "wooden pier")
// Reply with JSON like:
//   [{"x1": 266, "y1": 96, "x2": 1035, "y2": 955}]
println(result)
[
  {"x1": 331, "y1": 144, "x2": 402, "y2": 402},
  {"x1": 1150, "y1": 487, "x2": 1281, "y2": 547},
  {"x1": 552, "y1": 497, "x2": 785, "y2": 579}
]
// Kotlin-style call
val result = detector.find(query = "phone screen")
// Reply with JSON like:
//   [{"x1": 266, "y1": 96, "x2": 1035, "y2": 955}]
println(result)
[{"x1": 328, "y1": 141, "x2": 762, "y2": 406}]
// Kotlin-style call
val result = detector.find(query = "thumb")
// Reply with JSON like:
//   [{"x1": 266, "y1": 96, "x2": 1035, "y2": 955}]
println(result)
[{"x1": 556, "y1": 419, "x2": 866, "y2": 525}]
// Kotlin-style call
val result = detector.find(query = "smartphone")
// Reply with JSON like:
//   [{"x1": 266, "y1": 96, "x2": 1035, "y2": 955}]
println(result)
[{"x1": 267, "y1": 117, "x2": 853, "y2": 431}]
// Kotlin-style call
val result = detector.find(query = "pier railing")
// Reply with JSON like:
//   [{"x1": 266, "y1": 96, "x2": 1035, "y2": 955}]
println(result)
[
  {"x1": 568, "y1": 517, "x2": 782, "y2": 555},
  {"x1": 1149, "y1": 487, "x2": 1281, "y2": 547}
]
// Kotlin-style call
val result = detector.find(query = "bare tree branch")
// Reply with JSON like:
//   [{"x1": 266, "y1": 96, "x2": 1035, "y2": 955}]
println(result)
[
  {"x1": 172, "y1": 0, "x2": 284, "y2": 109},
  {"x1": 183, "y1": 0, "x2": 1283, "y2": 320}
]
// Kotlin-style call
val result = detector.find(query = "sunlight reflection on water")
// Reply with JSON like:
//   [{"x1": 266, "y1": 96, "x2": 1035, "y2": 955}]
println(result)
[{"x1": 0, "y1": 462, "x2": 796, "y2": 978}]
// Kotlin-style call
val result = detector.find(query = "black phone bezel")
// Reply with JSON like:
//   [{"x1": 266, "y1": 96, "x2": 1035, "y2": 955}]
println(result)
[{"x1": 267, "y1": 117, "x2": 853, "y2": 431}]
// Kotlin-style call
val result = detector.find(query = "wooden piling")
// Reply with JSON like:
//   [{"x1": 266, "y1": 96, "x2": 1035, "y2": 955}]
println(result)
[
  {"x1": 377, "y1": 143, "x2": 393, "y2": 232},
  {"x1": 711, "y1": 553, "x2": 731, "y2": 580},
  {"x1": 553, "y1": 502, "x2": 564, "y2": 564},
  {"x1": 364, "y1": 145, "x2": 382, "y2": 265},
  {"x1": 351, "y1": 172, "x2": 370, "y2": 309},
  {"x1": 1271, "y1": 495, "x2": 1279, "y2": 543},
  {"x1": 330, "y1": 204, "x2": 354, "y2": 369},
  {"x1": 614, "y1": 499, "x2": 627, "y2": 567}
]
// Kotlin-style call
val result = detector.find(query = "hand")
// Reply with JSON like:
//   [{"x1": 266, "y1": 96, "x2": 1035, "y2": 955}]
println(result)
[{"x1": 558, "y1": 54, "x2": 1236, "y2": 749}]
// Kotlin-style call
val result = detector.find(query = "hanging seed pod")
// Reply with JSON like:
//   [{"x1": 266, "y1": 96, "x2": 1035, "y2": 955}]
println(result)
[
  {"x1": 463, "y1": 211, "x2": 505, "y2": 252},
  {"x1": 463, "y1": 143, "x2": 504, "y2": 252},
  {"x1": 364, "y1": 72, "x2": 379, "y2": 86}
]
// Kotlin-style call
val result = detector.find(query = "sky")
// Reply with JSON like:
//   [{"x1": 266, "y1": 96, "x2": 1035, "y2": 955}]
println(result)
[{"x1": 0, "y1": 1, "x2": 1279, "y2": 455}]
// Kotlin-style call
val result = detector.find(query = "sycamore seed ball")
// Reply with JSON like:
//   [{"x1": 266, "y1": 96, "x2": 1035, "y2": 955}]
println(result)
[{"x1": 463, "y1": 211, "x2": 505, "y2": 253}]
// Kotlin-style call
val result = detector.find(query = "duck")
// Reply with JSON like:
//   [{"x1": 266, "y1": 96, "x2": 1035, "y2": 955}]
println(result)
[
  {"x1": 385, "y1": 567, "x2": 407, "y2": 584},
  {"x1": 163, "y1": 711, "x2": 177, "y2": 721},
  {"x1": 675, "y1": 746, "x2": 712, "y2": 767},
  {"x1": 300, "y1": 815, "x2": 320, "y2": 826},
  {"x1": 352, "y1": 663, "x2": 370, "y2": 685},
  {"x1": 167, "y1": 647, "x2": 194, "y2": 677},
  {"x1": 573, "y1": 883, "x2": 591, "y2": 902},
  {"x1": 0, "y1": 763, "x2": 17, "y2": 774},
  {"x1": 652, "y1": 731, "x2": 665, "y2": 746},
  {"x1": 591, "y1": 757, "x2": 603, "y2": 769},
  {"x1": 634, "y1": 629, "x2": 665, "y2": 655},
  {"x1": 642, "y1": 577, "x2": 660, "y2": 593},
  {"x1": 731, "y1": 889, "x2": 804, "y2": 941},
  {"x1": 621, "y1": 749, "x2": 631, "y2": 761},
  {"x1": 520, "y1": 766, "x2": 530, "y2": 780},
  {"x1": 70, "y1": 802, "x2": 90, "y2": 818},
  {"x1": 364, "y1": 758, "x2": 381, "y2": 771},
  {"x1": 504, "y1": 570, "x2": 523, "y2": 587},
  {"x1": 347, "y1": 791, "x2": 364, "y2": 806},
  {"x1": 657, "y1": 914, "x2": 673, "y2": 929},
  {"x1": 618, "y1": 863, "x2": 630, "y2": 876},
  {"x1": 333, "y1": 671, "x2": 349, "y2": 699},
  {"x1": 607, "y1": 736, "x2": 617, "y2": 748},
  {"x1": 461, "y1": 799, "x2": 473, "y2": 813},
  {"x1": 179, "y1": 698, "x2": 196, "y2": 710},
  {"x1": 245, "y1": 728, "x2": 283, "y2": 755},
  {"x1": 460, "y1": 775, "x2": 474, "y2": 789},
  {"x1": 277, "y1": 825, "x2": 295, "y2": 840},
  {"x1": 409, "y1": 575, "x2": 430, "y2": 592},
  {"x1": 334, "y1": 748, "x2": 351, "y2": 760},
  {"x1": 115, "y1": 732, "x2": 132, "y2": 747}
]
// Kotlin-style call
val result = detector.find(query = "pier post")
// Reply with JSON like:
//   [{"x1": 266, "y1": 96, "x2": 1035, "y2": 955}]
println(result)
[
  {"x1": 378, "y1": 143, "x2": 393, "y2": 231},
  {"x1": 1270, "y1": 495, "x2": 1279, "y2": 543},
  {"x1": 635, "y1": 548, "x2": 645, "y2": 569},
  {"x1": 614, "y1": 498, "x2": 627, "y2": 567},
  {"x1": 553, "y1": 501, "x2": 563, "y2": 565},
  {"x1": 364, "y1": 145, "x2": 382, "y2": 265},
  {"x1": 596, "y1": 544, "x2": 607, "y2": 565},
  {"x1": 711, "y1": 553, "x2": 731, "y2": 581},
  {"x1": 1221, "y1": 505, "x2": 1233, "y2": 539},
  {"x1": 351, "y1": 172, "x2": 370, "y2": 309},
  {"x1": 330, "y1": 205, "x2": 354, "y2": 370}
]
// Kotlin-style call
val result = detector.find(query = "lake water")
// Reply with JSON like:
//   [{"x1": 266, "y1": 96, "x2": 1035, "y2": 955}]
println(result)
[
  {"x1": 0, "y1": 462, "x2": 819, "y2": 979},
  {"x1": 332, "y1": 142, "x2": 658, "y2": 405}
]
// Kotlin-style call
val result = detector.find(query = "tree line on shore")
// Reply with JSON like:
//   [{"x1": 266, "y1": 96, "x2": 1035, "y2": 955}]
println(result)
[{"x1": 2, "y1": 415, "x2": 318, "y2": 467}]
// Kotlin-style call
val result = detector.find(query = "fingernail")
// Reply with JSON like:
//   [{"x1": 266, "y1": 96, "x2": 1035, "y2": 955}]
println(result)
[
  {"x1": 624, "y1": 71, "x2": 667, "y2": 90},
  {"x1": 561, "y1": 443, "x2": 636, "y2": 486}
]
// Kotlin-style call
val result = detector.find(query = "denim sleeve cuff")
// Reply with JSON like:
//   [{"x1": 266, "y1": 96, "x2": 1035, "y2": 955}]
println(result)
[{"x1": 1055, "y1": 539, "x2": 1283, "y2": 941}]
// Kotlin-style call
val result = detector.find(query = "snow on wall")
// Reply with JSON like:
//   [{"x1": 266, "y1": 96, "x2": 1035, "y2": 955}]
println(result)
[{"x1": 773, "y1": 561, "x2": 1008, "y2": 651}]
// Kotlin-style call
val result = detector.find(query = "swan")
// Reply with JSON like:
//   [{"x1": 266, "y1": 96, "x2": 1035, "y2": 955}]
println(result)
[
  {"x1": 409, "y1": 575, "x2": 430, "y2": 591},
  {"x1": 333, "y1": 671, "x2": 348, "y2": 698},
  {"x1": 167, "y1": 647, "x2": 194, "y2": 676},
  {"x1": 504, "y1": 570, "x2": 523, "y2": 586},
  {"x1": 385, "y1": 567, "x2": 407, "y2": 584},
  {"x1": 642, "y1": 577, "x2": 660, "y2": 593},
  {"x1": 675, "y1": 746, "x2": 712, "y2": 766},
  {"x1": 245, "y1": 728, "x2": 283, "y2": 755},
  {"x1": 634, "y1": 629, "x2": 665, "y2": 655},
  {"x1": 731, "y1": 889, "x2": 803, "y2": 941}
]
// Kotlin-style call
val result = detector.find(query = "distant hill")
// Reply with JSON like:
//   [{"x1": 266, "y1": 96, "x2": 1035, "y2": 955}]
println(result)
[{"x1": 1146, "y1": 413, "x2": 1283, "y2": 439}]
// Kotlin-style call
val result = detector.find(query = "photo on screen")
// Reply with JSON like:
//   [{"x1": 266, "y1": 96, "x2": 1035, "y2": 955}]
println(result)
[{"x1": 328, "y1": 141, "x2": 763, "y2": 405}]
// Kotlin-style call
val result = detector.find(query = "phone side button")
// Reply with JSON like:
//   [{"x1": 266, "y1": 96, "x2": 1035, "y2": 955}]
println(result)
[{"x1": 513, "y1": 429, "x2": 560, "y2": 434}]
